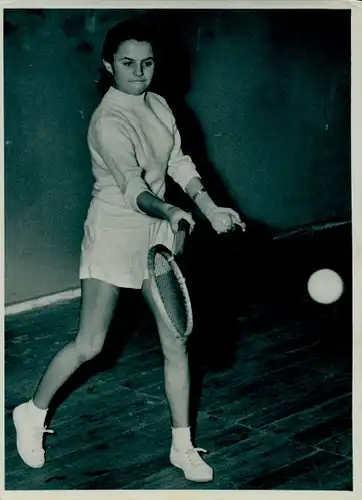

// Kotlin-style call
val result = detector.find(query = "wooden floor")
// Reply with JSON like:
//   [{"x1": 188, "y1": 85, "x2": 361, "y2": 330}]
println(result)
[{"x1": 4, "y1": 222, "x2": 353, "y2": 490}]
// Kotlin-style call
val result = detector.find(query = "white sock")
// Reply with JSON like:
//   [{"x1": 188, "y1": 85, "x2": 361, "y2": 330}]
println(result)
[
  {"x1": 26, "y1": 399, "x2": 48, "y2": 425},
  {"x1": 171, "y1": 426, "x2": 193, "y2": 451}
]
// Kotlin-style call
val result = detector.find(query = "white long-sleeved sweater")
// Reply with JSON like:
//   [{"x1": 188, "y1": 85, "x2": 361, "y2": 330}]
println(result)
[{"x1": 87, "y1": 86, "x2": 200, "y2": 222}]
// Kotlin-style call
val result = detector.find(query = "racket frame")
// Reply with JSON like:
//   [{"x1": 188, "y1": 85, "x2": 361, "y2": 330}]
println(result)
[{"x1": 147, "y1": 243, "x2": 193, "y2": 343}]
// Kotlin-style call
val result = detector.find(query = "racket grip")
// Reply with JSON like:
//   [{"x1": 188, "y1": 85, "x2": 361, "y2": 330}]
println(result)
[{"x1": 178, "y1": 218, "x2": 190, "y2": 233}]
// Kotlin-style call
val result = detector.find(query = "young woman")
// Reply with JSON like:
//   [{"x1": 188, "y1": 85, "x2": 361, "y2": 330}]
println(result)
[{"x1": 13, "y1": 19, "x2": 245, "y2": 483}]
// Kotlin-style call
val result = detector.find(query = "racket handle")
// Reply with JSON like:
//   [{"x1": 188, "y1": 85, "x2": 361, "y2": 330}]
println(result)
[{"x1": 178, "y1": 218, "x2": 190, "y2": 234}]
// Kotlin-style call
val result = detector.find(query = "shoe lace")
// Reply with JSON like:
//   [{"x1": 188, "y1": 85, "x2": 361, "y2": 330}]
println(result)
[
  {"x1": 185, "y1": 447, "x2": 208, "y2": 467},
  {"x1": 30, "y1": 426, "x2": 54, "y2": 452}
]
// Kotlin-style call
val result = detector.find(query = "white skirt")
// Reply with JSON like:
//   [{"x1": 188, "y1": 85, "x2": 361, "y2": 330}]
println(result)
[{"x1": 79, "y1": 198, "x2": 175, "y2": 289}]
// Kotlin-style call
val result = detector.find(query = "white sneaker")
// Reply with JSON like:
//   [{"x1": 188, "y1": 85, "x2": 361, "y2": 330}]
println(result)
[
  {"x1": 13, "y1": 402, "x2": 54, "y2": 468},
  {"x1": 170, "y1": 445, "x2": 214, "y2": 482}
]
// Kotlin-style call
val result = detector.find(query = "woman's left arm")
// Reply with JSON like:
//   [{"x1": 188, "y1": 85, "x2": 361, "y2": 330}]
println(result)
[
  {"x1": 168, "y1": 123, "x2": 246, "y2": 234},
  {"x1": 185, "y1": 176, "x2": 246, "y2": 234}
]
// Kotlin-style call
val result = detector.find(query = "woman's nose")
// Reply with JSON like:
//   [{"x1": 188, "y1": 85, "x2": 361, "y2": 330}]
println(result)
[{"x1": 134, "y1": 64, "x2": 143, "y2": 77}]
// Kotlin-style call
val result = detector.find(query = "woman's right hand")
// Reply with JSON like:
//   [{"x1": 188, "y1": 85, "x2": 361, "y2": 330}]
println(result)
[
  {"x1": 165, "y1": 205, "x2": 195, "y2": 234},
  {"x1": 136, "y1": 192, "x2": 194, "y2": 252},
  {"x1": 137, "y1": 192, "x2": 195, "y2": 233},
  {"x1": 165, "y1": 206, "x2": 195, "y2": 256}
]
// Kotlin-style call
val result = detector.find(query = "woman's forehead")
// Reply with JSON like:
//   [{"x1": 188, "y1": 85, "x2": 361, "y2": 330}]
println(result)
[{"x1": 116, "y1": 39, "x2": 154, "y2": 59}]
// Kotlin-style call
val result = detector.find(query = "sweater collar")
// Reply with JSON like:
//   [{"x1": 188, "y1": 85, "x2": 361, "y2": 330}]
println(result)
[{"x1": 105, "y1": 86, "x2": 147, "y2": 108}]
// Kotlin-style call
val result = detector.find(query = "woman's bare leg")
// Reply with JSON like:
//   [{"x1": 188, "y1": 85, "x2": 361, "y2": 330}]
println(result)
[
  {"x1": 141, "y1": 278, "x2": 213, "y2": 482},
  {"x1": 13, "y1": 278, "x2": 119, "y2": 468},
  {"x1": 141, "y1": 278, "x2": 189, "y2": 428},
  {"x1": 33, "y1": 278, "x2": 119, "y2": 409}
]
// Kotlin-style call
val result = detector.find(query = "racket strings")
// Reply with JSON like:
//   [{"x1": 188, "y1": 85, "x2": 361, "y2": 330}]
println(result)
[{"x1": 154, "y1": 253, "x2": 188, "y2": 333}]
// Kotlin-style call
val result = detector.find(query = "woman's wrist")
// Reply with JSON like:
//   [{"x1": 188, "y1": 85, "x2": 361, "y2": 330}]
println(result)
[
  {"x1": 184, "y1": 177, "x2": 218, "y2": 220},
  {"x1": 193, "y1": 190, "x2": 218, "y2": 220},
  {"x1": 191, "y1": 187, "x2": 207, "y2": 201},
  {"x1": 162, "y1": 203, "x2": 179, "y2": 220},
  {"x1": 186, "y1": 177, "x2": 217, "y2": 220}
]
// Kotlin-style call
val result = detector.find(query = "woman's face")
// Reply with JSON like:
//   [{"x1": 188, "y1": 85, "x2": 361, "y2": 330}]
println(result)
[{"x1": 104, "y1": 39, "x2": 155, "y2": 96}]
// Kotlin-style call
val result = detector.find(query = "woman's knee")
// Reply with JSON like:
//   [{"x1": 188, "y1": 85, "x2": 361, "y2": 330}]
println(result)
[
  {"x1": 161, "y1": 336, "x2": 188, "y2": 367},
  {"x1": 74, "y1": 278, "x2": 120, "y2": 363},
  {"x1": 74, "y1": 333, "x2": 105, "y2": 363}
]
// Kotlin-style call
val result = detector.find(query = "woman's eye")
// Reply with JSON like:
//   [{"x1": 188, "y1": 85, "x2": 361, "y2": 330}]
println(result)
[
  {"x1": 144, "y1": 60, "x2": 154, "y2": 68},
  {"x1": 123, "y1": 62, "x2": 132, "y2": 67}
]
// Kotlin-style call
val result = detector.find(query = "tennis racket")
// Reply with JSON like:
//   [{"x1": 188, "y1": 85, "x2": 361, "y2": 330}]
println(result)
[{"x1": 147, "y1": 219, "x2": 193, "y2": 343}]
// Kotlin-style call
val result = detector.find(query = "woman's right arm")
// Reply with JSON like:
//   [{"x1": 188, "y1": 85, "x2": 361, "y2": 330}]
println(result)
[
  {"x1": 135, "y1": 191, "x2": 174, "y2": 219},
  {"x1": 136, "y1": 191, "x2": 194, "y2": 233},
  {"x1": 90, "y1": 116, "x2": 194, "y2": 231}
]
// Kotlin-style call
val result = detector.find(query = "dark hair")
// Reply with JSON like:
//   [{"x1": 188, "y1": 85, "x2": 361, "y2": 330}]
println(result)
[{"x1": 97, "y1": 18, "x2": 159, "y2": 95}]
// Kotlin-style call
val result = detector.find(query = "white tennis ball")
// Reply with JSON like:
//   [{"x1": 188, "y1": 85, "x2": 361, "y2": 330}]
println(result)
[{"x1": 307, "y1": 269, "x2": 344, "y2": 304}]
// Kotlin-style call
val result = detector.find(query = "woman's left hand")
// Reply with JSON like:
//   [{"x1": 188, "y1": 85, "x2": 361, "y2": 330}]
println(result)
[{"x1": 209, "y1": 207, "x2": 246, "y2": 235}]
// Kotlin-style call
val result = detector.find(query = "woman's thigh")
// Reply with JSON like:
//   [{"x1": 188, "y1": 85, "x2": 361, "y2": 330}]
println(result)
[{"x1": 77, "y1": 278, "x2": 120, "y2": 343}]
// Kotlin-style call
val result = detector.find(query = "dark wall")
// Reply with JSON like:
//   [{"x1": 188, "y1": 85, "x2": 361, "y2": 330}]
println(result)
[
  {"x1": 4, "y1": 9, "x2": 351, "y2": 304},
  {"x1": 154, "y1": 9, "x2": 351, "y2": 226}
]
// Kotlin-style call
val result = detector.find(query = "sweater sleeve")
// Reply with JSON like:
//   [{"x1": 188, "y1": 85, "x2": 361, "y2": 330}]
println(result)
[
  {"x1": 90, "y1": 115, "x2": 151, "y2": 212},
  {"x1": 151, "y1": 93, "x2": 201, "y2": 190},
  {"x1": 167, "y1": 121, "x2": 201, "y2": 190}
]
